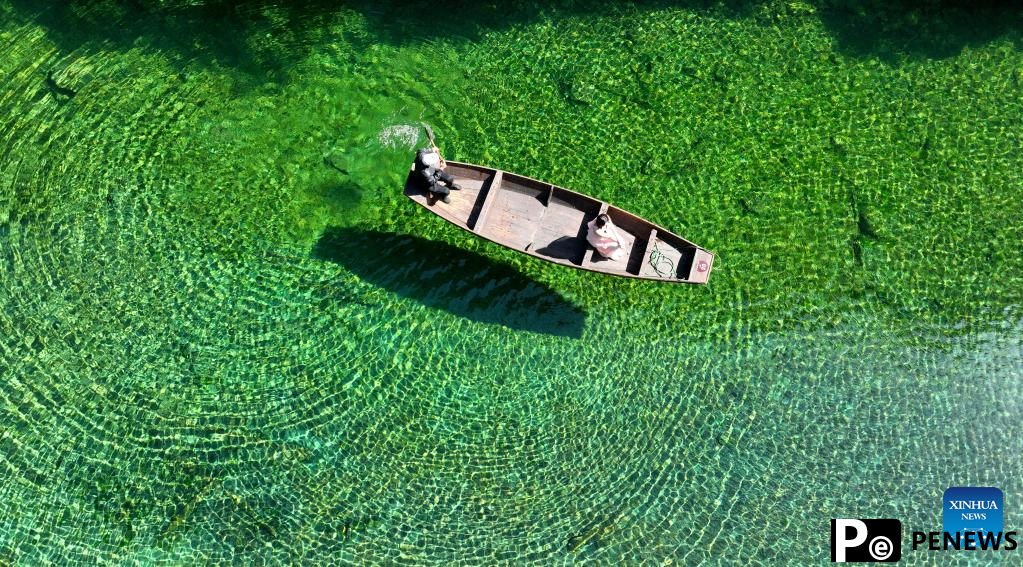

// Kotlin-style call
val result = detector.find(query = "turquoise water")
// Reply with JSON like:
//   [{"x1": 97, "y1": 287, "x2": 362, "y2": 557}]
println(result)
[{"x1": 1, "y1": 1, "x2": 1021, "y2": 564}]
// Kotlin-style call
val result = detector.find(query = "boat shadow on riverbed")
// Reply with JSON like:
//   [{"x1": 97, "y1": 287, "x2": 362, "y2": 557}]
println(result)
[{"x1": 313, "y1": 227, "x2": 587, "y2": 338}]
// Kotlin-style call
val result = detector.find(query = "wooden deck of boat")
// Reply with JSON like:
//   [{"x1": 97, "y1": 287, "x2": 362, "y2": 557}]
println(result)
[{"x1": 404, "y1": 161, "x2": 714, "y2": 284}]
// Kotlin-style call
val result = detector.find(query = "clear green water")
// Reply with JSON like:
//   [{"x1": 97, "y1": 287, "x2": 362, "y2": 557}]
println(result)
[{"x1": 1, "y1": 1, "x2": 1021, "y2": 564}]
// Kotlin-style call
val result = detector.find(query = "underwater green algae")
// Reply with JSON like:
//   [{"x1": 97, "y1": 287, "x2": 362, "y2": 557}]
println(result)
[{"x1": 0, "y1": 0, "x2": 1021, "y2": 564}]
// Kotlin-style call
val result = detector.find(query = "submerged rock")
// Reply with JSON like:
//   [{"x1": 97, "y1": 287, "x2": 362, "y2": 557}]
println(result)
[
  {"x1": 857, "y1": 208, "x2": 878, "y2": 240},
  {"x1": 324, "y1": 150, "x2": 349, "y2": 175},
  {"x1": 45, "y1": 69, "x2": 77, "y2": 99}
]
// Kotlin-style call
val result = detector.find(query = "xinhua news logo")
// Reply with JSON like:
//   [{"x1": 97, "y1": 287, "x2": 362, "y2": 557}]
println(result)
[
  {"x1": 942, "y1": 487, "x2": 1002, "y2": 549},
  {"x1": 831, "y1": 519, "x2": 901, "y2": 562},
  {"x1": 910, "y1": 487, "x2": 1018, "y2": 552}
]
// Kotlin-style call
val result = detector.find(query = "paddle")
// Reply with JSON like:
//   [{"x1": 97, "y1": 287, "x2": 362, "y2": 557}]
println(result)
[
  {"x1": 421, "y1": 122, "x2": 436, "y2": 146},
  {"x1": 421, "y1": 122, "x2": 446, "y2": 168}
]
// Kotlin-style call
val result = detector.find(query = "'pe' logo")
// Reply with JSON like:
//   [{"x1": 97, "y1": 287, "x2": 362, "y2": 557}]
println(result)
[{"x1": 831, "y1": 519, "x2": 902, "y2": 562}]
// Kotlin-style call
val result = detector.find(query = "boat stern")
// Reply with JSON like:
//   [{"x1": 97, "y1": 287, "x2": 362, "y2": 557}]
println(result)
[{"x1": 685, "y1": 248, "x2": 714, "y2": 284}]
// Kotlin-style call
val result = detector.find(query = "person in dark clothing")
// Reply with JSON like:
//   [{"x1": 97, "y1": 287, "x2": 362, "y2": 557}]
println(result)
[{"x1": 414, "y1": 146, "x2": 460, "y2": 203}]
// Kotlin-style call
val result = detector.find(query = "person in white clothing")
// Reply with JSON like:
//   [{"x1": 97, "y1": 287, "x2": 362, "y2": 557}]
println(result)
[
  {"x1": 586, "y1": 213, "x2": 625, "y2": 260},
  {"x1": 414, "y1": 146, "x2": 460, "y2": 203}
]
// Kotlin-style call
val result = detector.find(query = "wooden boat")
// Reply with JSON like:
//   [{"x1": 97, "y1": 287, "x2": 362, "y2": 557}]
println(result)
[{"x1": 404, "y1": 161, "x2": 714, "y2": 284}]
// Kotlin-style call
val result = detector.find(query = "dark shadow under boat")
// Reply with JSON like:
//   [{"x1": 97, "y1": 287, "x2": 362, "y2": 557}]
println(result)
[{"x1": 313, "y1": 228, "x2": 586, "y2": 338}]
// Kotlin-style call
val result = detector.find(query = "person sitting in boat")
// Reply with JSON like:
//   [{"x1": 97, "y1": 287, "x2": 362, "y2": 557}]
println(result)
[
  {"x1": 587, "y1": 213, "x2": 626, "y2": 261},
  {"x1": 414, "y1": 146, "x2": 461, "y2": 203}
]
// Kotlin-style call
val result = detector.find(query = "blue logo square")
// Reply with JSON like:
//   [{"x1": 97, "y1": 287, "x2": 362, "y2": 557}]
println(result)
[{"x1": 943, "y1": 487, "x2": 1003, "y2": 548}]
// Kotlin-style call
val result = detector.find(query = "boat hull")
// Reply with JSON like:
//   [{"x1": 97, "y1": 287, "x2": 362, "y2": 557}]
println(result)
[{"x1": 404, "y1": 161, "x2": 714, "y2": 284}]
